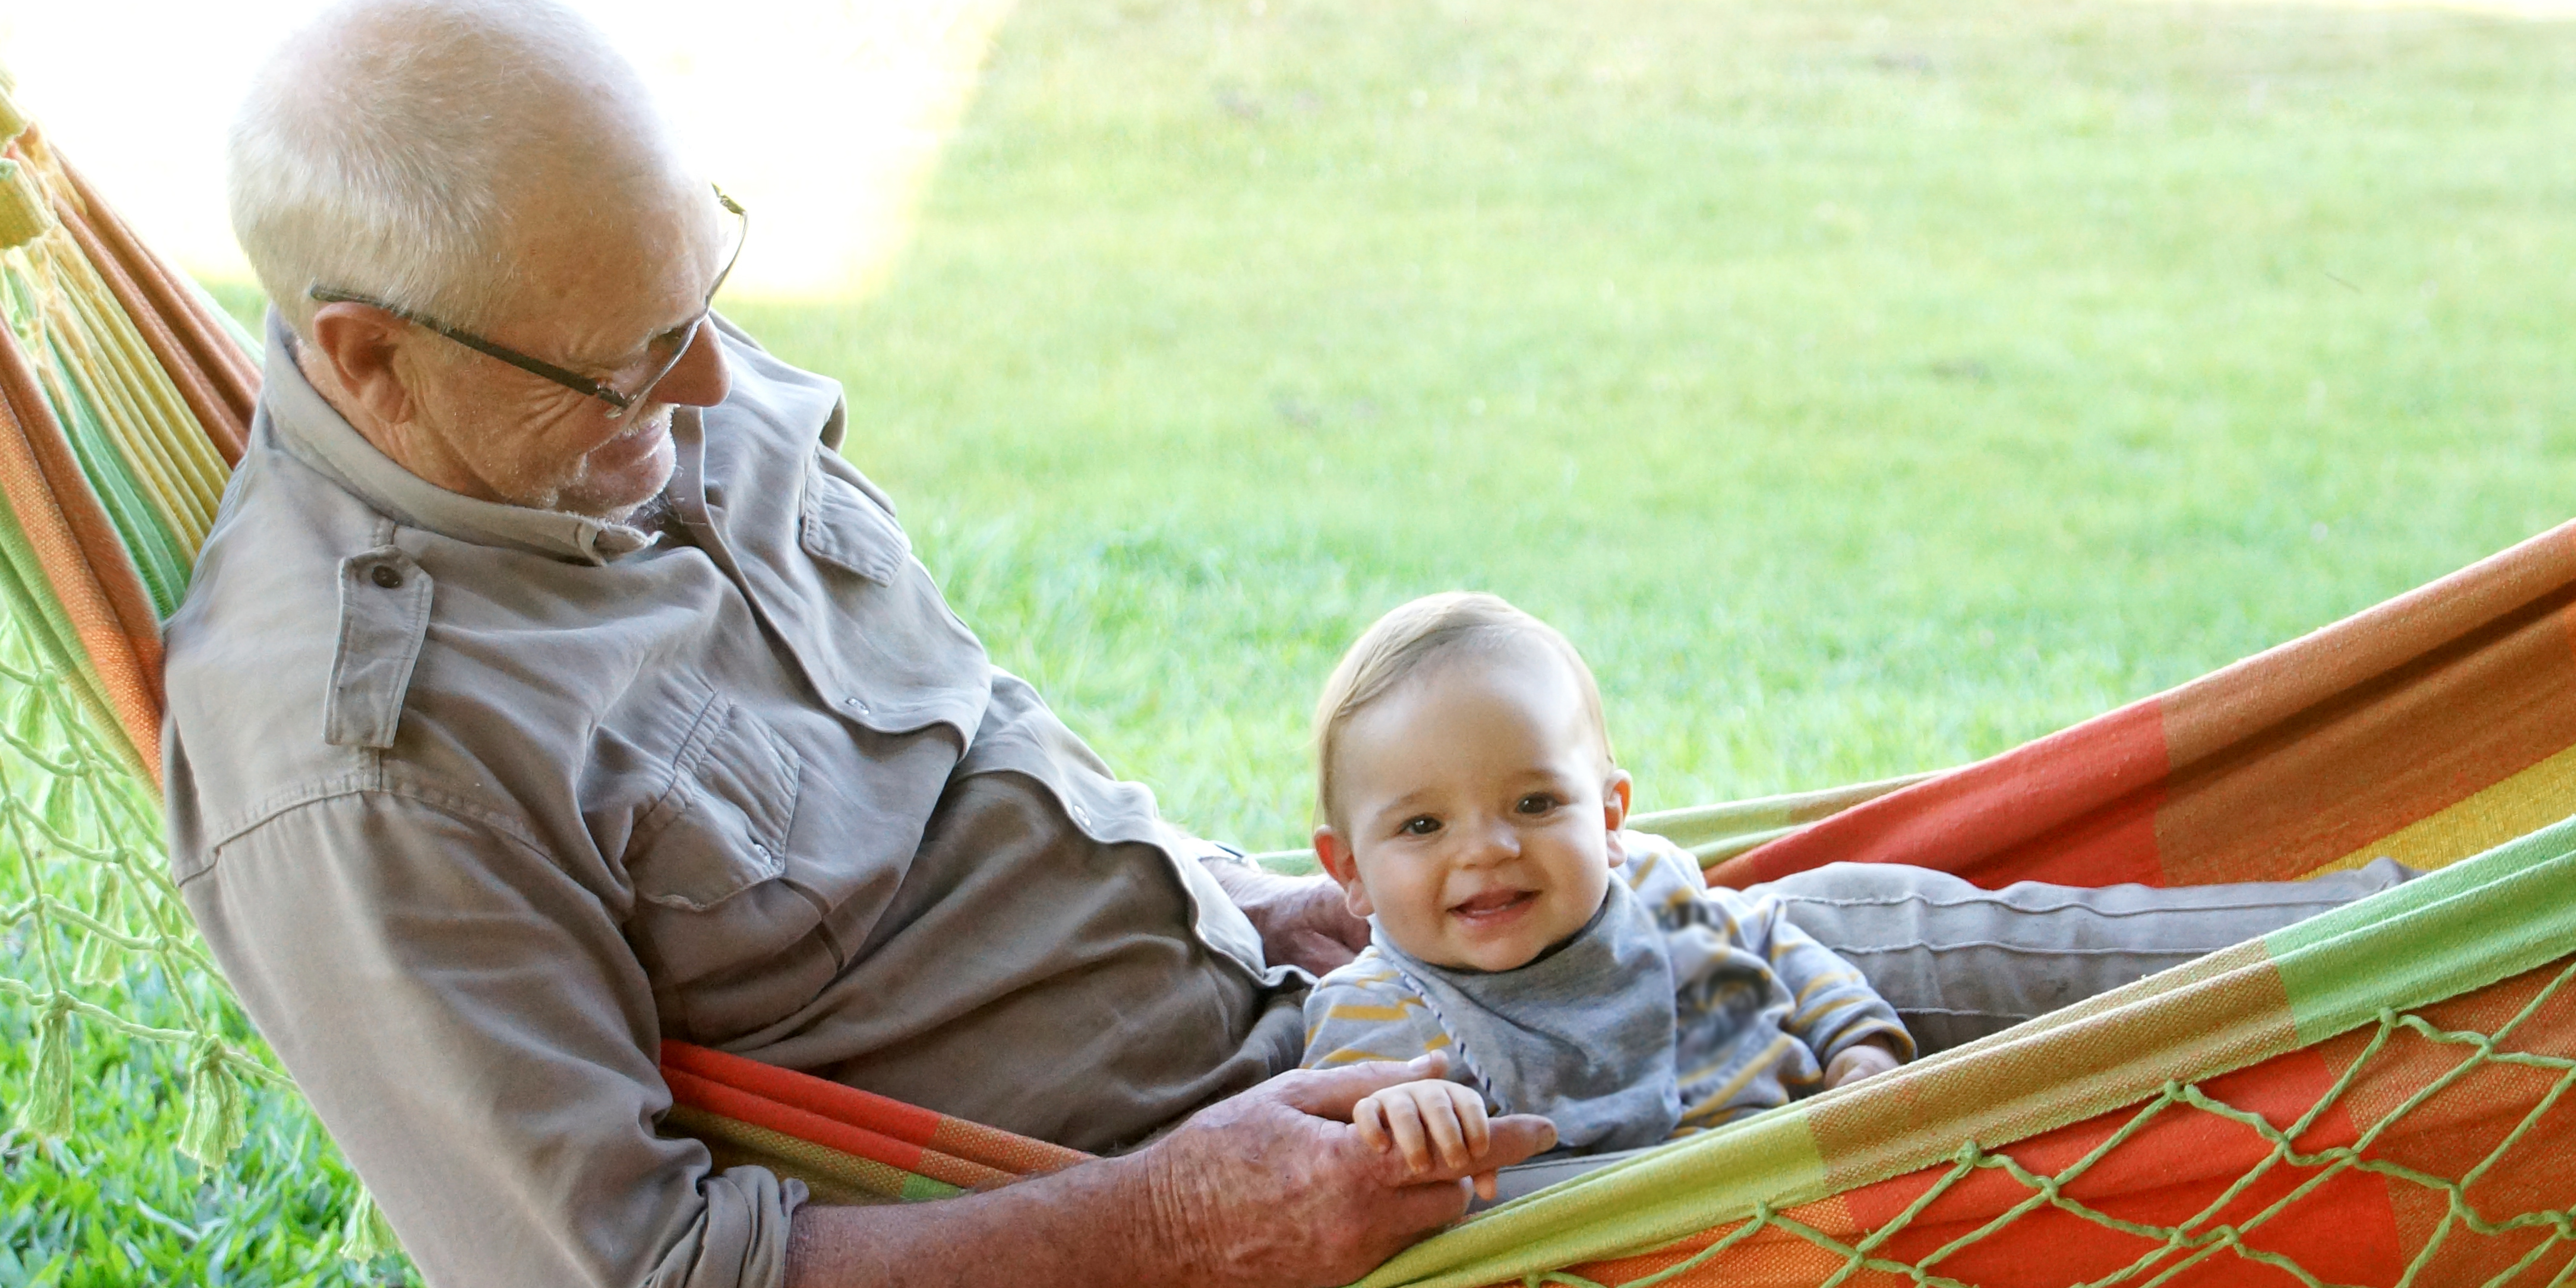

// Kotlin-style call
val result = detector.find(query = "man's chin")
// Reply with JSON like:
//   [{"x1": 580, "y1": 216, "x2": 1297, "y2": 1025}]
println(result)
[{"x1": 561, "y1": 432, "x2": 677, "y2": 523}]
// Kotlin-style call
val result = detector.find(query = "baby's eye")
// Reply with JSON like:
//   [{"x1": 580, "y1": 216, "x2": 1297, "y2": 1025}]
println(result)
[
  {"x1": 1400, "y1": 816, "x2": 1442, "y2": 837},
  {"x1": 1515, "y1": 793, "x2": 1559, "y2": 815}
]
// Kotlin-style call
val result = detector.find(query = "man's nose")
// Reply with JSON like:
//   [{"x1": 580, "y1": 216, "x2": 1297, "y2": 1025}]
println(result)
[{"x1": 652, "y1": 319, "x2": 732, "y2": 408}]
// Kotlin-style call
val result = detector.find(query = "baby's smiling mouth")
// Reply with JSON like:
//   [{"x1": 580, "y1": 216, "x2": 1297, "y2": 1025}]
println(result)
[{"x1": 1449, "y1": 888, "x2": 1538, "y2": 924}]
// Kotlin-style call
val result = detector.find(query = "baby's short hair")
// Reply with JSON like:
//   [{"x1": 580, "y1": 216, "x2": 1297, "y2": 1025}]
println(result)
[{"x1": 1313, "y1": 591, "x2": 1612, "y2": 827}]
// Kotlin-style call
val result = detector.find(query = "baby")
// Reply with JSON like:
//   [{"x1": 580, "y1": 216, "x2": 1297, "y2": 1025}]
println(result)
[{"x1": 1301, "y1": 592, "x2": 1912, "y2": 1179}]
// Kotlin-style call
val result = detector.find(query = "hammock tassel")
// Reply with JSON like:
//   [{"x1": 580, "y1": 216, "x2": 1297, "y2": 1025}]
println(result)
[
  {"x1": 71, "y1": 871, "x2": 127, "y2": 985},
  {"x1": 341, "y1": 1184, "x2": 402, "y2": 1262},
  {"x1": 176, "y1": 1035, "x2": 247, "y2": 1167},
  {"x1": 18, "y1": 992, "x2": 77, "y2": 1138}
]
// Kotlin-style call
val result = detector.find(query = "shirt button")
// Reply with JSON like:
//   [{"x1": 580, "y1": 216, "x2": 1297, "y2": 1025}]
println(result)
[
  {"x1": 370, "y1": 565, "x2": 404, "y2": 590},
  {"x1": 842, "y1": 696, "x2": 869, "y2": 715},
  {"x1": 1068, "y1": 804, "x2": 1091, "y2": 827}
]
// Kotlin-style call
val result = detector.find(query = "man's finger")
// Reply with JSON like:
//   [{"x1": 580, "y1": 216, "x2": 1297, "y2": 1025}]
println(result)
[
  {"x1": 1362, "y1": 1110, "x2": 1557, "y2": 1188},
  {"x1": 1378, "y1": 1176, "x2": 1475, "y2": 1241},
  {"x1": 1271, "y1": 1053, "x2": 1448, "y2": 1120},
  {"x1": 1487, "y1": 1113, "x2": 1556, "y2": 1167}
]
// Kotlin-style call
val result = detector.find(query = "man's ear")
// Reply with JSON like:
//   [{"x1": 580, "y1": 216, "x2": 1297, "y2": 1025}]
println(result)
[
  {"x1": 1311, "y1": 825, "x2": 1374, "y2": 919},
  {"x1": 304, "y1": 302, "x2": 422, "y2": 430},
  {"x1": 1601, "y1": 769, "x2": 1635, "y2": 864}
]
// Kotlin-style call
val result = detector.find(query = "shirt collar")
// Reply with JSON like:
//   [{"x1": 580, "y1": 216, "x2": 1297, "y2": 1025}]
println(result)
[{"x1": 257, "y1": 309, "x2": 663, "y2": 565}]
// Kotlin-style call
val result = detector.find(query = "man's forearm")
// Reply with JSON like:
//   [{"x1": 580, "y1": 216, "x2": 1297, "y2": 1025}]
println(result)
[
  {"x1": 784, "y1": 1057, "x2": 1557, "y2": 1288},
  {"x1": 785, "y1": 1153, "x2": 1188, "y2": 1288}
]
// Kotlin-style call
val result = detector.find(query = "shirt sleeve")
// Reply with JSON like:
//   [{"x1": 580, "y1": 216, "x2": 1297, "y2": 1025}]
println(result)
[
  {"x1": 1299, "y1": 953, "x2": 1458, "y2": 1072},
  {"x1": 177, "y1": 789, "x2": 802, "y2": 1288},
  {"x1": 1720, "y1": 885, "x2": 1917, "y2": 1066},
  {"x1": 1624, "y1": 834, "x2": 1914, "y2": 1067}
]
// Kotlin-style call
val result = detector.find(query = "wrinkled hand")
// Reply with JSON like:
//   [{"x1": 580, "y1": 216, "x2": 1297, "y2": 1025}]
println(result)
[
  {"x1": 1824, "y1": 1036, "x2": 1904, "y2": 1089},
  {"x1": 1206, "y1": 862, "x2": 1371, "y2": 975},
  {"x1": 1137, "y1": 1053, "x2": 1556, "y2": 1288}
]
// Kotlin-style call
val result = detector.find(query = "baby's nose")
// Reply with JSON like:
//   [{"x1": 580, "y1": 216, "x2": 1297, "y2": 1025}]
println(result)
[{"x1": 1462, "y1": 820, "x2": 1522, "y2": 864}]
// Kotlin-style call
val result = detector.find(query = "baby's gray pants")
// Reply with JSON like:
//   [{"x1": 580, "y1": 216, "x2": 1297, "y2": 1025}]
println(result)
[{"x1": 1766, "y1": 858, "x2": 2420, "y2": 1054}]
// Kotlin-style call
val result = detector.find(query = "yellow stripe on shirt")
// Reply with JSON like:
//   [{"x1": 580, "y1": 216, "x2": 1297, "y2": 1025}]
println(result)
[
  {"x1": 1791, "y1": 969, "x2": 1862, "y2": 1007},
  {"x1": 1679, "y1": 1034, "x2": 1799, "y2": 1125},
  {"x1": 1326, "y1": 1001, "x2": 1421, "y2": 1023},
  {"x1": 1790, "y1": 992, "x2": 1868, "y2": 1030}
]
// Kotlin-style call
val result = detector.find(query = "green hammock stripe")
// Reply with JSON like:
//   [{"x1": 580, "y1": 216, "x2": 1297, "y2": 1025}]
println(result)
[
  {"x1": 0, "y1": 498, "x2": 126, "y2": 776},
  {"x1": 2268, "y1": 811, "x2": 2576, "y2": 1045},
  {"x1": 1627, "y1": 771, "x2": 1936, "y2": 865},
  {"x1": 35, "y1": 331, "x2": 189, "y2": 618},
  {"x1": 1354, "y1": 818, "x2": 2576, "y2": 1288}
]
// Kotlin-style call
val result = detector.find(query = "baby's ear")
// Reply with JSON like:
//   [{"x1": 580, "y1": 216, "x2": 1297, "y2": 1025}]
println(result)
[
  {"x1": 1313, "y1": 825, "x2": 1375, "y2": 919},
  {"x1": 1601, "y1": 770, "x2": 1635, "y2": 863}
]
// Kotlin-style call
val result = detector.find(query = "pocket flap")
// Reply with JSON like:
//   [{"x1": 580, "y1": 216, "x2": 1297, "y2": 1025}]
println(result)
[
  {"x1": 629, "y1": 697, "x2": 804, "y2": 912},
  {"x1": 801, "y1": 465, "x2": 910, "y2": 585}
]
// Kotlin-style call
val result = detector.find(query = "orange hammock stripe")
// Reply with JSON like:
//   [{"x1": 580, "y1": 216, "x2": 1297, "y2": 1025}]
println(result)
[
  {"x1": 0, "y1": 299, "x2": 162, "y2": 780},
  {"x1": 1711, "y1": 521, "x2": 2576, "y2": 893},
  {"x1": 659, "y1": 1040, "x2": 1087, "y2": 1187},
  {"x1": 661, "y1": 1065, "x2": 1017, "y2": 1193}
]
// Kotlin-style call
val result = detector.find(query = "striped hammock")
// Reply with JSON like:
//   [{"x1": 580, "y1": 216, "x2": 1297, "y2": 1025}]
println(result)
[{"x1": 3, "y1": 83, "x2": 2571, "y2": 1288}]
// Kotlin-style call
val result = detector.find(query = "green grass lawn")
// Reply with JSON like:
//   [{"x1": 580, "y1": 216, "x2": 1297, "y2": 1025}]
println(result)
[
  {"x1": 736, "y1": 0, "x2": 2576, "y2": 850},
  {"x1": 9, "y1": 0, "x2": 2576, "y2": 1280}
]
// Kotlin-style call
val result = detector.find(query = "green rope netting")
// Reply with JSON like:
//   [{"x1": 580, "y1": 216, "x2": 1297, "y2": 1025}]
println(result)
[
  {"x1": 1527, "y1": 961, "x2": 2576, "y2": 1288},
  {"x1": 0, "y1": 577, "x2": 271, "y2": 1162},
  {"x1": 0, "y1": 534, "x2": 404, "y2": 1264}
]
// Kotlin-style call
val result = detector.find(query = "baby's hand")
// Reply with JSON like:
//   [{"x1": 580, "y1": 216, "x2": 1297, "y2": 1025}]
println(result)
[
  {"x1": 1824, "y1": 1036, "x2": 1906, "y2": 1089},
  {"x1": 1352, "y1": 1078, "x2": 1500, "y2": 1200}
]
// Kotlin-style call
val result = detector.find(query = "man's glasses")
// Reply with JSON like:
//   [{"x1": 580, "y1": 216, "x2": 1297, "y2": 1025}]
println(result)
[{"x1": 310, "y1": 187, "x2": 747, "y2": 422}]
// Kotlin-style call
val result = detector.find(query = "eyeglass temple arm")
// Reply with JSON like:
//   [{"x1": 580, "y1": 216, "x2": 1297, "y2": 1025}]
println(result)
[{"x1": 304, "y1": 287, "x2": 634, "y2": 407}]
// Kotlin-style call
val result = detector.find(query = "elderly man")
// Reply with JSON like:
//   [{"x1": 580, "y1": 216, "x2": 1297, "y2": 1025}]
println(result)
[
  {"x1": 171, "y1": 2, "x2": 1553, "y2": 1285},
  {"x1": 169, "y1": 3, "x2": 2422, "y2": 1286}
]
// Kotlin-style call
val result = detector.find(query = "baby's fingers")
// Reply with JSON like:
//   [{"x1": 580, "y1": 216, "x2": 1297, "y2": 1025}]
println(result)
[
  {"x1": 1382, "y1": 1095, "x2": 1433, "y2": 1172},
  {"x1": 1446, "y1": 1083, "x2": 1492, "y2": 1158},
  {"x1": 1353, "y1": 1095, "x2": 1391, "y2": 1151},
  {"x1": 1419, "y1": 1092, "x2": 1471, "y2": 1172}
]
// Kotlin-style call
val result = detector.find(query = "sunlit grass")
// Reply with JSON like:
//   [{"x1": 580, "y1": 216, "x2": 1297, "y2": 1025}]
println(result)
[{"x1": 735, "y1": 0, "x2": 2576, "y2": 850}]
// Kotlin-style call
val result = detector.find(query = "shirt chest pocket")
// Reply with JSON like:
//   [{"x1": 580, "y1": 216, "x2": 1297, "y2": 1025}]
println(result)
[{"x1": 627, "y1": 695, "x2": 805, "y2": 912}]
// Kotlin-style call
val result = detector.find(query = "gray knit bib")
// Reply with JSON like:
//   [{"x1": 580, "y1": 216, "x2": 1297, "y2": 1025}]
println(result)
[{"x1": 1371, "y1": 877, "x2": 1682, "y2": 1152}]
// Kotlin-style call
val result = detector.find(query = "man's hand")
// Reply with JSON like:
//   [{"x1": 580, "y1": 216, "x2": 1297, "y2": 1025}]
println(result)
[
  {"x1": 1203, "y1": 859, "x2": 1371, "y2": 974},
  {"x1": 786, "y1": 1053, "x2": 1553, "y2": 1288},
  {"x1": 1138, "y1": 1054, "x2": 1554, "y2": 1288}
]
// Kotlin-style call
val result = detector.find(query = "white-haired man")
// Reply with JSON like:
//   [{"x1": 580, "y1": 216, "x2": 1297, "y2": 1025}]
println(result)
[
  {"x1": 168, "y1": 3, "x2": 2420, "y2": 1286},
  {"x1": 171, "y1": 2, "x2": 1555, "y2": 1285}
]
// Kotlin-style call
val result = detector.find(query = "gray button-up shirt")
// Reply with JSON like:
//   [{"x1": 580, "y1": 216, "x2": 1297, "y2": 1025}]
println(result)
[{"x1": 164, "y1": 315, "x2": 1306, "y2": 1288}]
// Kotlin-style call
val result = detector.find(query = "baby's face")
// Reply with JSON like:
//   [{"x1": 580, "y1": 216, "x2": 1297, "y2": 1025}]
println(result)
[{"x1": 1321, "y1": 645, "x2": 1628, "y2": 972}]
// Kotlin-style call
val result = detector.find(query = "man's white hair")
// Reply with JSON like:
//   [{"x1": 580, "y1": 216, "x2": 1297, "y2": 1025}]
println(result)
[{"x1": 229, "y1": 0, "x2": 690, "y2": 337}]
